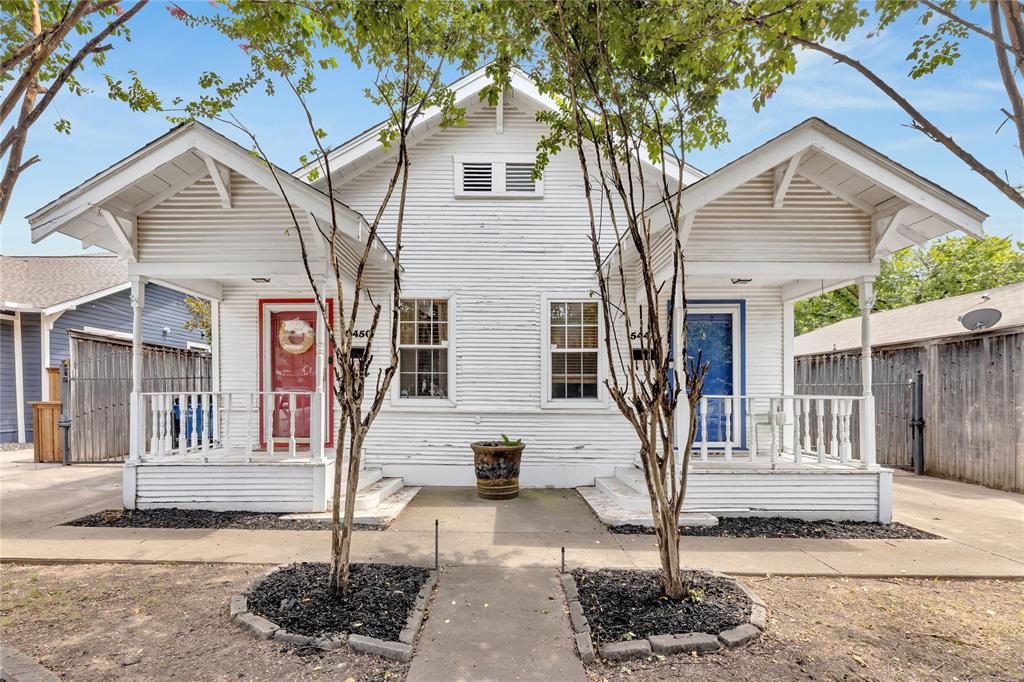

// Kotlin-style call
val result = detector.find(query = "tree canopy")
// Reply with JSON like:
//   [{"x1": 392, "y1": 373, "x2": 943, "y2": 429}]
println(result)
[{"x1": 795, "y1": 235, "x2": 1024, "y2": 335}]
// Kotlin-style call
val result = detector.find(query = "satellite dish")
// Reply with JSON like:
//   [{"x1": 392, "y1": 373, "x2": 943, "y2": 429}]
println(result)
[{"x1": 959, "y1": 308, "x2": 1002, "y2": 331}]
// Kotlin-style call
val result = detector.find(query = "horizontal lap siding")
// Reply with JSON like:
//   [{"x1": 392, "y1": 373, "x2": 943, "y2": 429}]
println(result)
[
  {"x1": 339, "y1": 102, "x2": 640, "y2": 474},
  {"x1": 686, "y1": 471, "x2": 879, "y2": 513},
  {"x1": 134, "y1": 464, "x2": 318, "y2": 511},
  {"x1": 50, "y1": 284, "x2": 204, "y2": 365},
  {"x1": 138, "y1": 172, "x2": 314, "y2": 262},
  {"x1": 20, "y1": 313, "x2": 41, "y2": 442},
  {"x1": 0, "y1": 320, "x2": 17, "y2": 442},
  {"x1": 687, "y1": 172, "x2": 871, "y2": 262}
]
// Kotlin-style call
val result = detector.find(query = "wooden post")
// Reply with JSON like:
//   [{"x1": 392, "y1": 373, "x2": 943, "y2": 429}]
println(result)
[
  {"x1": 128, "y1": 277, "x2": 146, "y2": 462},
  {"x1": 29, "y1": 400, "x2": 62, "y2": 462},
  {"x1": 858, "y1": 277, "x2": 877, "y2": 468}
]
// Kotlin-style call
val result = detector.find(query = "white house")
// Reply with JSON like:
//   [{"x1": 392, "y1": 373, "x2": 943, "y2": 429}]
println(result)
[{"x1": 27, "y1": 69, "x2": 987, "y2": 523}]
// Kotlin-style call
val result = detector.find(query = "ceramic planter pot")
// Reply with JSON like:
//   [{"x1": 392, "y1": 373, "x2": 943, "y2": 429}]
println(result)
[{"x1": 471, "y1": 441, "x2": 525, "y2": 500}]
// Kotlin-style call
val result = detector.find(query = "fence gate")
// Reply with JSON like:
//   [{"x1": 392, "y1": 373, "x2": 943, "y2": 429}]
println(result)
[
  {"x1": 66, "y1": 332, "x2": 211, "y2": 463},
  {"x1": 795, "y1": 350, "x2": 920, "y2": 471}
]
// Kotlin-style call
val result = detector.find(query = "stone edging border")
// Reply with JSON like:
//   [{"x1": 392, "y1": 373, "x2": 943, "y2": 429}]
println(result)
[
  {"x1": 560, "y1": 571, "x2": 767, "y2": 663},
  {"x1": 230, "y1": 568, "x2": 439, "y2": 663}
]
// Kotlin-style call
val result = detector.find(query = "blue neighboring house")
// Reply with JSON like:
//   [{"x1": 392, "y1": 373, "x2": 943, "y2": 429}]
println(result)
[{"x1": 0, "y1": 255, "x2": 207, "y2": 444}]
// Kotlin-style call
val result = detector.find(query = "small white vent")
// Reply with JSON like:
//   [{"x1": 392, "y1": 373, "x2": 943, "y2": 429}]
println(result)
[
  {"x1": 505, "y1": 162, "x2": 536, "y2": 193},
  {"x1": 461, "y1": 162, "x2": 492, "y2": 192}
]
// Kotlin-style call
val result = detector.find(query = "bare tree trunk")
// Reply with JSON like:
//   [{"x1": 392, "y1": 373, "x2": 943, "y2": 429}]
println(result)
[
  {"x1": 328, "y1": 419, "x2": 349, "y2": 594},
  {"x1": 333, "y1": 426, "x2": 364, "y2": 593}
]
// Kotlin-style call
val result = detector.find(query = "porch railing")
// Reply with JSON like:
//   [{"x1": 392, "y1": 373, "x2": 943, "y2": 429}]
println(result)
[
  {"x1": 695, "y1": 394, "x2": 866, "y2": 466},
  {"x1": 139, "y1": 390, "x2": 326, "y2": 462}
]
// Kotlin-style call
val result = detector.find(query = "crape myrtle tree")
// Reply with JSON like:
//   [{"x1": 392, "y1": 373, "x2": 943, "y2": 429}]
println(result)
[
  {"x1": 1, "y1": 0, "x2": 158, "y2": 220},
  {"x1": 172, "y1": 0, "x2": 487, "y2": 595},
  {"x1": 486, "y1": 0, "x2": 787, "y2": 599}
]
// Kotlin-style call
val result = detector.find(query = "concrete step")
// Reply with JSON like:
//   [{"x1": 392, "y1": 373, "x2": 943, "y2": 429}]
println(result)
[
  {"x1": 578, "y1": 484, "x2": 718, "y2": 528},
  {"x1": 346, "y1": 467, "x2": 382, "y2": 492},
  {"x1": 282, "y1": 478, "x2": 420, "y2": 526},
  {"x1": 595, "y1": 475, "x2": 650, "y2": 512},
  {"x1": 614, "y1": 466, "x2": 647, "y2": 495},
  {"x1": 354, "y1": 476, "x2": 404, "y2": 511}
]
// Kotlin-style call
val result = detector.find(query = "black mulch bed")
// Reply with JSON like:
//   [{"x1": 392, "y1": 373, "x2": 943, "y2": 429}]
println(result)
[
  {"x1": 608, "y1": 517, "x2": 940, "y2": 539},
  {"x1": 248, "y1": 562, "x2": 428, "y2": 641},
  {"x1": 63, "y1": 508, "x2": 386, "y2": 531},
  {"x1": 572, "y1": 568, "x2": 748, "y2": 644}
]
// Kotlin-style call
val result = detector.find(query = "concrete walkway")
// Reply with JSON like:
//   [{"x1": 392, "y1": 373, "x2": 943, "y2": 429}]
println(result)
[
  {"x1": 407, "y1": 566, "x2": 585, "y2": 682},
  {"x1": 1, "y1": 453, "x2": 1021, "y2": 578}
]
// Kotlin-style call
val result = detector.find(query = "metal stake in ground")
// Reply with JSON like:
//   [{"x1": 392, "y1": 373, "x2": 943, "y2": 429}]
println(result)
[
  {"x1": 434, "y1": 519, "x2": 439, "y2": 571},
  {"x1": 561, "y1": 546, "x2": 565, "y2": 574}
]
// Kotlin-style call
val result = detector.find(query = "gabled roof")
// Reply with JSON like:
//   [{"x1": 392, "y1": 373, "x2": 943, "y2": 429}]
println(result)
[
  {"x1": 666, "y1": 117, "x2": 986, "y2": 239},
  {"x1": 606, "y1": 117, "x2": 988, "y2": 276},
  {"x1": 794, "y1": 282, "x2": 1024, "y2": 355},
  {"x1": 0, "y1": 255, "x2": 130, "y2": 312},
  {"x1": 27, "y1": 121, "x2": 393, "y2": 267},
  {"x1": 295, "y1": 66, "x2": 707, "y2": 187}
]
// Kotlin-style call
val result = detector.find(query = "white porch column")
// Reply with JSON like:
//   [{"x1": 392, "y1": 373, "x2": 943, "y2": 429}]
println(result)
[
  {"x1": 13, "y1": 311, "x2": 25, "y2": 443},
  {"x1": 310, "y1": 302, "x2": 328, "y2": 460},
  {"x1": 782, "y1": 300, "x2": 795, "y2": 451},
  {"x1": 857, "y1": 277, "x2": 877, "y2": 468},
  {"x1": 128, "y1": 277, "x2": 147, "y2": 461}
]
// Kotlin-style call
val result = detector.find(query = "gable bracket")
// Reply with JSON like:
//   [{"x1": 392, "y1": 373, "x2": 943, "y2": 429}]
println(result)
[
  {"x1": 198, "y1": 151, "x2": 232, "y2": 209},
  {"x1": 98, "y1": 206, "x2": 137, "y2": 260},
  {"x1": 773, "y1": 151, "x2": 803, "y2": 208}
]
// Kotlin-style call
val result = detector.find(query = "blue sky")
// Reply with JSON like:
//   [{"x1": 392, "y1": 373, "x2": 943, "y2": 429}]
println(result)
[{"x1": 2, "y1": 1, "x2": 1021, "y2": 255}]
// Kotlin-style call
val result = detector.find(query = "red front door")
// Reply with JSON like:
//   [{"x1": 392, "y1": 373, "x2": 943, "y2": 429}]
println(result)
[{"x1": 269, "y1": 310, "x2": 317, "y2": 442}]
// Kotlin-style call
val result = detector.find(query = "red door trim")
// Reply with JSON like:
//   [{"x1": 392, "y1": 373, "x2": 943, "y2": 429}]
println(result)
[{"x1": 258, "y1": 298, "x2": 335, "y2": 449}]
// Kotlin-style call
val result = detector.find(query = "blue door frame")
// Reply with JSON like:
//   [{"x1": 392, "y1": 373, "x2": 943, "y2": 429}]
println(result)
[{"x1": 672, "y1": 300, "x2": 747, "y2": 449}]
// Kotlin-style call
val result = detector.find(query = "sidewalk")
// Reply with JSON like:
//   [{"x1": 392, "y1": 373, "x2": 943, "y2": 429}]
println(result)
[
  {"x1": 2, "y1": 454, "x2": 1022, "y2": 578},
  {"x1": 407, "y1": 566, "x2": 585, "y2": 682}
]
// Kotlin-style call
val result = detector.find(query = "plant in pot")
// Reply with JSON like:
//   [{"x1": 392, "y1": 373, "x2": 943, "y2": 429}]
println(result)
[{"x1": 471, "y1": 434, "x2": 525, "y2": 500}]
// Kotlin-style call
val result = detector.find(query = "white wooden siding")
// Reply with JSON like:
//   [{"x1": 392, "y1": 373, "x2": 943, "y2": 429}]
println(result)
[
  {"x1": 138, "y1": 172, "x2": 317, "y2": 262},
  {"x1": 685, "y1": 171, "x2": 871, "y2": 262},
  {"x1": 685, "y1": 470, "x2": 879, "y2": 518},
  {"x1": 131, "y1": 461, "x2": 331, "y2": 512}
]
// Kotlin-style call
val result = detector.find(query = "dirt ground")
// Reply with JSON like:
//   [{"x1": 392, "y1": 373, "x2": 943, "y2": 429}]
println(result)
[
  {"x1": 1, "y1": 565, "x2": 1022, "y2": 682},
  {"x1": 587, "y1": 576, "x2": 1024, "y2": 682},
  {"x1": 0, "y1": 563, "x2": 406, "y2": 681}
]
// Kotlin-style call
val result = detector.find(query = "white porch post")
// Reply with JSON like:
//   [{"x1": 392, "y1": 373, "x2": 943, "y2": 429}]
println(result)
[
  {"x1": 13, "y1": 311, "x2": 25, "y2": 443},
  {"x1": 857, "y1": 277, "x2": 877, "y2": 468},
  {"x1": 782, "y1": 300, "x2": 795, "y2": 452},
  {"x1": 128, "y1": 277, "x2": 147, "y2": 461},
  {"x1": 310, "y1": 301, "x2": 327, "y2": 460}
]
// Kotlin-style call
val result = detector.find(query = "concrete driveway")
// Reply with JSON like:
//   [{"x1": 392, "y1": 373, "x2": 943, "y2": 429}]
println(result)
[{"x1": 0, "y1": 448, "x2": 121, "y2": 538}]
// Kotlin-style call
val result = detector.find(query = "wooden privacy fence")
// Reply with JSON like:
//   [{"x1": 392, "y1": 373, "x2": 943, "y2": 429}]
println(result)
[
  {"x1": 796, "y1": 327, "x2": 1024, "y2": 493},
  {"x1": 67, "y1": 331, "x2": 211, "y2": 463}
]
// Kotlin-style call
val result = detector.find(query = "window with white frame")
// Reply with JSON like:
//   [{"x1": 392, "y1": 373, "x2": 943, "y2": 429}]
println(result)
[
  {"x1": 454, "y1": 156, "x2": 543, "y2": 197},
  {"x1": 399, "y1": 298, "x2": 449, "y2": 398},
  {"x1": 548, "y1": 301, "x2": 600, "y2": 400}
]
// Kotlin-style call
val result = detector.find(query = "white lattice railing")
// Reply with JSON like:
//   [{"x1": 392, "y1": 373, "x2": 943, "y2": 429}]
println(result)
[
  {"x1": 140, "y1": 390, "x2": 325, "y2": 461},
  {"x1": 696, "y1": 394, "x2": 865, "y2": 465}
]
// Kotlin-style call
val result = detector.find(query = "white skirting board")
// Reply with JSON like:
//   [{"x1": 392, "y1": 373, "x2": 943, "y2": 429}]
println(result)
[{"x1": 124, "y1": 460, "x2": 336, "y2": 512}]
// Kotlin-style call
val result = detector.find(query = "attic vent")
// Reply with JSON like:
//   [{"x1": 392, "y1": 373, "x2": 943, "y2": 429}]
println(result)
[
  {"x1": 505, "y1": 162, "x2": 536, "y2": 192},
  {"x1": 461, "y1": 162, "x2": 493, "y2": 192}
]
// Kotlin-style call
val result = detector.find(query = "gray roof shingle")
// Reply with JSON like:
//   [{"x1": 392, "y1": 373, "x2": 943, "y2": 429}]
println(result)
[{"x1": 1, "y1": 255, "x2": 130, "y2": 310}]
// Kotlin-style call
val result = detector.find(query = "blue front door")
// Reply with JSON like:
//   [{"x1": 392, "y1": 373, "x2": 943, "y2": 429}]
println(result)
[{"x1": 686, "y1": 312, "x2": 737, "y2": 444}]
